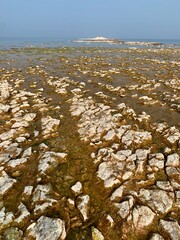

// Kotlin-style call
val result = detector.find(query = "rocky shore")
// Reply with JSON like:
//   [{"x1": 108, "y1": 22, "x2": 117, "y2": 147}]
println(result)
[{"x1": 0, "y1": 46, "x2": 179, "y2": 239}]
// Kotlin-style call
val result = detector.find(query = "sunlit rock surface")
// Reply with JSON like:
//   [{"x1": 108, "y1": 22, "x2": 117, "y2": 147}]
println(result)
[{"x1": 0, "y1": 46, "x2": 179, "y2": 239}]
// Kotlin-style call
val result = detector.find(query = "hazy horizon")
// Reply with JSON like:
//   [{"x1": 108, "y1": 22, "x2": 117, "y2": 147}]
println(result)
[{"x1": 1, "y1": 0, "x2": 180, "y2": 40}]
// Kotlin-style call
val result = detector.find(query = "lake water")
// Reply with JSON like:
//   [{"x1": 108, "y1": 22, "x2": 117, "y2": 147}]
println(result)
[{"x1": 0, "y1": 37, "x2": 180, "y2": 49}]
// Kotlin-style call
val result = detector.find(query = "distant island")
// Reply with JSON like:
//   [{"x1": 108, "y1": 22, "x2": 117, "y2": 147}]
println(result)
[
  {"x1": 74, "y1": 36, "x2": 163, "y2": 46},
  {"x1": 74, "y1": 36, "x2": 124, "y2": 44}
]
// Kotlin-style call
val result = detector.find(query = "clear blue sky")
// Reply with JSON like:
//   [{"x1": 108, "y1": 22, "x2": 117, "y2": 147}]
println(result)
[{"x1": 0, "y1": 0, "x2": 180, "y2": 39}]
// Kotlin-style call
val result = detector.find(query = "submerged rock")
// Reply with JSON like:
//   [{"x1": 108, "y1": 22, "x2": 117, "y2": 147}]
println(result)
[
  {"x1": 92, "y1": 227, "x2": 104, "y2": 240},
  {"x1": 3, "y1": 227, "x2": 23, "y2": 240}
]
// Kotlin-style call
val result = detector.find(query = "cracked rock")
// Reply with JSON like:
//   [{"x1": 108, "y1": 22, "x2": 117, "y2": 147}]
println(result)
[
  {"x1": 160, "y1": 220, "x2": 180, "y2": 240},
  {"x1": 25, "y1": 216, "x2": 66, "y2": 240}
]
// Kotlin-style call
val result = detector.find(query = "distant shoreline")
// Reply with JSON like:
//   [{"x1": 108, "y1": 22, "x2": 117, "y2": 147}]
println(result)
[
  {"x1": 0, "y1": 37, "x2": 180, "y2": 49},
  {"x1": 74, "y1": 36, "x2": 164, "y2": 46}
]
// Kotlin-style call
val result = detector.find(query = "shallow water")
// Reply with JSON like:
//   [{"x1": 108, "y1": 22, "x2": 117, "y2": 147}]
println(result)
[{"x1": 0, "y1": 46, "x2": 179, "y2": 239}]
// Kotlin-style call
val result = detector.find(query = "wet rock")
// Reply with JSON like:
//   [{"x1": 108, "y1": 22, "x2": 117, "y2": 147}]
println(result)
[
  {"x1": 166, "y1": 153, "x2": 179, "y2": 167},
  {"x1": 0, "y1": 103, "x2": 10, "y2": 113},
  {"x1": 76, "y1": 195, "x2": 90, "y2": 221},
  {"x1": 21, "y1": 186, "x2": 33, "y2": 202},
  {"x1": 160, "y1": 220, "x2": 180, "y2": 240},
  {"x1": 25, "y1": 216, "x2": 66, "y2": 240},
  {"x1": 0, "y1": 171, "x2": 17, "y2": 195},
  {"x1": 22, "y1": 147, "x2": 32, "y2": 158},
  {"x1": 110, "y1": 185, "x2": 124, "y2": 201},
  {"x1": 0, "y1": 208, "x2": 14, "y2": 231},
  {"x1": 7, "y1": 158, "x2": 27, "y2": 168},
  {"x1": 149, "y1": 233, "x2": 165, "y2": 240},
  {"x1": 156, "y1": 181, "x2": 173, "y2": 191},
  {"x1": 41, "y1": 116, "x2": 60, "y2": 136},
  {"x1": 121, "y1": 130, "x2": 152, "y2": 148},
  {"x1": 14, "y1": 203, "x2": 30, "y2": 226},
  {"x1": 148, "y1": 153, "x2": 164, "y2": 170},
  {"x1": 92, "y1": 227, "x2": 104, "y2": 240},
  {"x1": 103, "y1": 129, "x2": 116, "y2": 141},
  {"x1": 132, "y1": 205, "x2": 155, "y2": 229},
  {"x1": 11, "y1": 121, "x2": 29, "y2": 129},
  {"x1": 38, "y1": 151, "x2": 67, "y2": 175},
  {"x1": 97, "y1": 162, "x2": 120, "y2": 188},
  {"x1": 32, "y1": 184, "x2": 57, "y2": 215},
  {"x1": 0, "y1": 81, "x2": 11, "y2": 99},
  {"x1": 0, "y1": 129, "x2": 16, "y2": 141},
  {"x1": 71, "y1": 181, "x2": 83, "y2": 196},
  {"x1": 139, "y1": 189, "x2": 174, "y2": 214},
  {"x1": 115, "y1": 196, "x2": 134, "y2": 219},
  {"x1": 3, "y1": 227, "x2": 23, "y2": 240}
]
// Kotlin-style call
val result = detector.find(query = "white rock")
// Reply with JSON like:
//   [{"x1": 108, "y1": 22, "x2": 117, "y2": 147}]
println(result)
[
  {"x1": 7, "y1": 158, "x2": 27, "y2": 168},
  {"x1": 156, "y1": 181, "x2": 173, "y2": 191},
  {"x1": 149, "y1": 233, "x2": 165, "y2": 240},
  {"x1": 92, "y1": 227, "x2": 104, "y2": 240},
  {"x1": 22, "y1": 186, "x2": 33, "y2": 198},
  {"x1": 14, "y1": 203, "x2": 30, "y2": 224},
  {"x1": 77, "y1": 195, "x2": 90, "y2": 221},
  {"x1": 16, "y1": 137, "x2": 26, "y2": 143},
  {"x1": 0, "y1": 171, "x2": 17, "y2": 195},
  {"x1": 166, "y1": 153, "x2": 179, "y2": 167},
  {"x1": 22, "y1": 147, "x2": 32, "y2": 158},
  {"x1": 103, "y1": 129, "x2": 116, "y2": 141},
  {"x1": 0, "y1": 129, "x2": 16, "y2": 141},
  {"x1": 135, "y1": 149, "x2": 150, "y2": 161},
  {"x1": 26, "y1": 216, "x2": 66, "y2": 240},
  {"x1": 0, "y1": 103, "x2": 10, "y2": 113},
  {"x1": 0, "y1": 207, "x2": 14, "y2": 230},
  {"x1": 12, "y1": 121, "x2": 29, "y2": 128},
  {"x1": 23, "y1": 113, "x2": 36, "y2": 122},
  {"x1": 110, "y1": 185, "x2": 124, "y2": 201},
  {"x1": 97, "y1": 162, "x2": 120, "y2": 188},
  {"x1": 71, "y1": 181, "x2": 83, "y2": 195},
  {"x1": 41, "y1": 116, "x2": 60, "y2": 135},
  {"x1": 0, "y1": 153, "x2": 10, "y2": 164},
  {"x1": 139, "y1": 189, "x2": 174, "y2": 214},
  {"x1": 115, "y1": 196, "x2": 134, "y2": 219},
  {"x1": 122, "y1": 130, "x2": 152, "y2": 148},
  {"x1": 38, "y1": 152, "x2": 67, "y2": 174},
  {"x1": 160, "y1": 220, "x2": 180, "y2": 240},
  {"x1": 132, "y1": 205, "x2": 155, "y2": 229}
]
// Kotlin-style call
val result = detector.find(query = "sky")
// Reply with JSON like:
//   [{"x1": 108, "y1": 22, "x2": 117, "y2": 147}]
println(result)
[{"x1": 0, "y1": 0, "x2": 180, "y2": 40}]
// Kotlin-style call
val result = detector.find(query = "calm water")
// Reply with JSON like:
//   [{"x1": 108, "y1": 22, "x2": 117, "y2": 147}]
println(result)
[{"x1": 0, "y1": 37, "x2": 180, "y2": 50}]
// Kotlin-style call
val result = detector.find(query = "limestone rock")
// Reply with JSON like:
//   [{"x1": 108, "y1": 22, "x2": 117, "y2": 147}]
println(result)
[
  {"x1": 160, "y1": 220, "x2": 180, "y2": 240},
  {"x1": 0, "y1": 208, "x2": 14, "y2": 231},
  {"x1": 139, "y1": 189, "x2": 174, "y2": 214},
  {"x1": 166, "y1": 153, "x2": 179, "y2": 167},
  {"x1": 14, "y1": 203, "x2": 30, "y2": 226},
  {"x1": 71, "y1": 181, "x2": 83, "y2": 196},
  {"x1": 97, "y1": 162, "x2": 120, "y2": 188},
  {"x1": 38, "y1": 151, "x2": 67, "y2": 175},
  {"x1": 3, "y1": 227, "x2": 23, "y2": 240},
  {"x1": 76, "y1": 195, "x2": 90, "y2": 221},
  {"x1": 132, "y1": 205, "x2": 155, "y2": 229},
  {"x1": 92, "y1": 227, "x2": 104, "y2": 240},
  {"x1": 0, "y1": 171, "x2": 17, "y2": 195},
  {"x1": 121, "y1": 130, "x2": 152, "y2": 148},
  {"x1": 25, "y1": 216, "x2": 66, "y2": 240},
  {"x1": 149, "y1": 233, "x2": 165, "y2": 240},
  {"x1": 41, "y1": 116, "x2": 60, "y2": 135}
]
